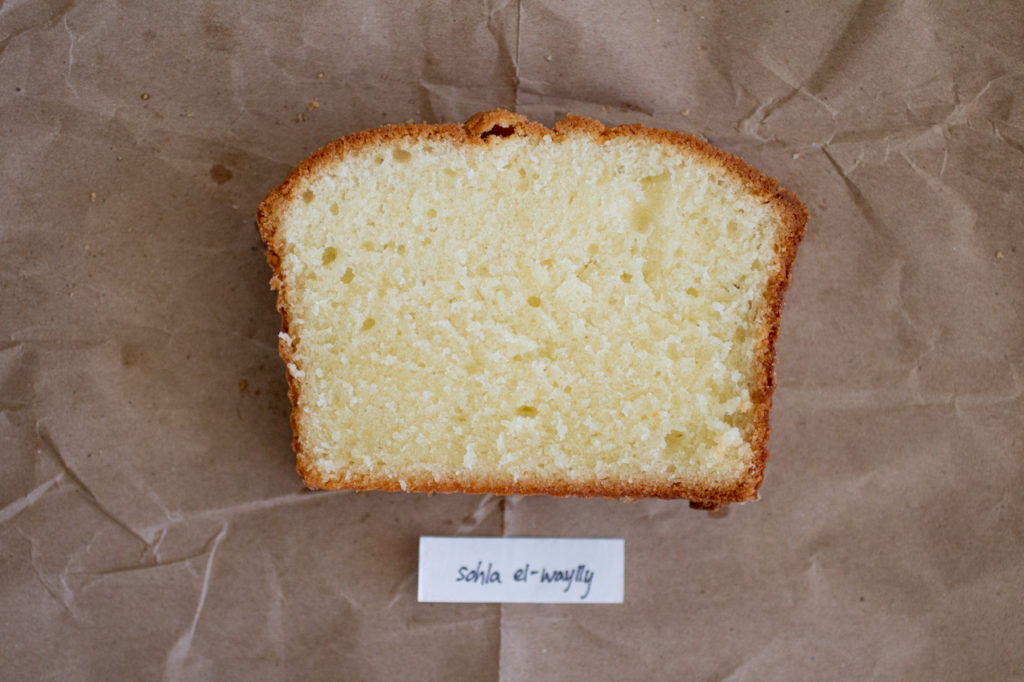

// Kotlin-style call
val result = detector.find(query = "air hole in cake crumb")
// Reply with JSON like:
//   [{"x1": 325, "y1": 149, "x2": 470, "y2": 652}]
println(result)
[
  {"x1": 620, "y1": 272, "x2": 632, "y2": 283},
  {"x1": 444, "y1": 168, "x2": 457, "y2": 177},
  {"x1": 392, "y1": 148, "x2": 412, "y2": 162},
  {"x1": 541, "y1": 258, "x2": 553, "y2": 270},
  {"x1": 302, "y1": 190, "x2": 315, "y2": 204},
  {"x1": 664, "y1": 430, "x2": 685, "y2": 454},
  {"x1": 360, "y1": 318, "x2": 375, "y2": 331},
  {"x1": 568, "y1": 192, "x2": 576, "y2": 205},
  {"x1": 361, "y1": 241, "x2": 375, "y2": 251},
  {"x1": 563, "y1": 385, "x2": 572, "y2": 393},
  {"x1": 674, "y1": 248, "x2": 684, "y2": 257},
  {"x1": 588, "y1": 243, "x2": 599, "y2": 256},
  {"x1": 476, "y1": 265, "x2": 489, "y2": 276},
  {"x1": 481, "y1": 124, "x2": 515, "y2": 139},
  {"x1": 426, "y1": 208, "x2": 437, "y2": 219},
  {"x1": 341, "y1": 267, "x2": 355, "y2": 283},
  {"x1": 527, "y1": 295, "x2": 541, "y2": 308},
  {"x1": 374, "y1": 156, "x2": 384, "y2": 164},
  {"x1": 321, "y1": 246, "x2": 338, "y2": 265},
  {"x1": 685, "y1": 287, "x2": 698, "y2": 296},
  {"x1": 726, "y1": 220, "x2": 739, "y2": 237},
  {"x1": 329, "y1": 203, "x2": 339, "y2": 216},
  {"x1": 423, "y1": 237, "x2": 432, "y2": 246},
  {"x1": 397, "y1": 244, "x2": 406, "y2": 255},
  {"x1": 633, "y1": 208, "x2": 653, "y2": 233},
  {"x1": 516, "y1": 405, "x2": 538, "y2": 418}
]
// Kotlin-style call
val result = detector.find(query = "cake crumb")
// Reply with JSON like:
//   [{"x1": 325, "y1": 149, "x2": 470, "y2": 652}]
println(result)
[
  {"x1": 317, "y1": 71, "x2": 325, "y2": 79},
  {"x1": 308, "y1": 99, "x2": 319, "y2": 111},
  {"x1": 238, "y1": 380, "x2": 248, "y2": 392},
  {"x1": 89, "y1": 191, "x2": 96, "y2": 202},
  {"x1": 141, "y1": 92, "x2": 150, "y2": 100},
  {"x1": 996, "y1": 251, "x2": 1005, "y2": 259}
]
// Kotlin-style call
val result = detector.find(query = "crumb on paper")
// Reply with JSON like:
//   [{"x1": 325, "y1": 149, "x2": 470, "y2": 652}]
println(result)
[
  {"x1": 296, "y1": 112, "x2": 308, "y2": 123},
  {"x1": 89, "y1": 191, "x2": 96, "y2": 202},
  {"x1": 996, "y1": 251, "x2": 1004, "y2": 259},
  {"x1": 317, "y1": 71, "x2": 325, "y2": 79},
  {"x1": 238, "y1": 380, "x2": 248, "y2": 392},
  {"x1": 141, "y1": 92, "x2": 150, "y2": 100},
  {"x1": 308, "y1": 99, "x2": 319, "y2": 111},
  {"x1": 681, "y1": 109, "x2": 690, "y2": 116},
  {"x1": 792, "y1": 152, "x2": 802, "y2": 159},
  {"x1": 545, "y1": 55, "x2": 552, "y2": 62}
]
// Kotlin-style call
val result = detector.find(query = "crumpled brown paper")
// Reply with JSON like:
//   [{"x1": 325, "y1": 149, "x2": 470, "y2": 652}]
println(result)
[{"x1": 2, "y1": 1, "x2": 1022, "y2": 679}]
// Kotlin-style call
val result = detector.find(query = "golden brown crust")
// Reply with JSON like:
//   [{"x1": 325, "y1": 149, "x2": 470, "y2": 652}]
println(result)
[{"x1": 258, "y1": 109, "x2": 807, "y2": 507}]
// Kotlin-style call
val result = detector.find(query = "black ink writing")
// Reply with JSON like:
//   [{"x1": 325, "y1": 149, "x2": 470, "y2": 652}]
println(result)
[
  {"x1": 514, "y1": 562, "x2": 595, "y2": 599},
  {"x1": 456, "y1": 561, "x2": 502, "y2": 586}
]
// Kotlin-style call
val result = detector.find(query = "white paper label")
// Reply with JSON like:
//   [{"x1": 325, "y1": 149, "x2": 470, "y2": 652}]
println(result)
[{"x1": 417, "y1": 537, "x2": 624, "y2": 604}]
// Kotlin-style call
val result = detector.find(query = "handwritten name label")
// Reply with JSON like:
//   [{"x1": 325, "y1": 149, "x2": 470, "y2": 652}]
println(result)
[{"x1": 418, "y1": 537, "x2": 624, "y2": 604}]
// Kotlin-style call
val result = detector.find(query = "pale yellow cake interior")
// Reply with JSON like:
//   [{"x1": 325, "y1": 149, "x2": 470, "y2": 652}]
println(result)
[{"x1": 273, "y1": 133, "x2": 779, "y2": 490}]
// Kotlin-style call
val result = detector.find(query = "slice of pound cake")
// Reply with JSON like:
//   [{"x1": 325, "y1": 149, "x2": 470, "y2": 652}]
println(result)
[{"x1": 258, "y1": 110, "x2": 806, "y2": 508}]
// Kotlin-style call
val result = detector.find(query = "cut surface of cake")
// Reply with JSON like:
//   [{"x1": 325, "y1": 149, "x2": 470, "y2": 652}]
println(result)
[{"x1": 258, "y1": 110, "x2": 806, "y2": 507}]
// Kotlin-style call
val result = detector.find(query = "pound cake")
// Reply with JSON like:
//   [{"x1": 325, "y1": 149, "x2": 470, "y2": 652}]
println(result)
[{"x1": 257, "y1": 109, "x2": 806, "y2": 508}]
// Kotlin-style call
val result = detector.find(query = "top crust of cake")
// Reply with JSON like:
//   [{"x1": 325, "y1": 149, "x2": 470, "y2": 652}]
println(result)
[{"x1": 258, "y1": 110, "x2": 807, "y2": 507}]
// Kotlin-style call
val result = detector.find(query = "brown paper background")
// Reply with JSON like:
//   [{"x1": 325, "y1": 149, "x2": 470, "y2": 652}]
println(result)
[{"x1": 2, "y1": 1, "x2": 1022, "y2": 679}]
